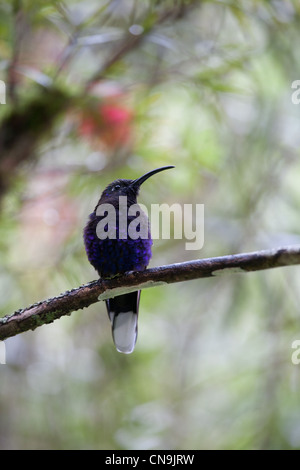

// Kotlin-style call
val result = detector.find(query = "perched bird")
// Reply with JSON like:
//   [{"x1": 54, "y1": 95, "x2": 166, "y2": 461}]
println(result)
[{"x1": 84, "y1": 166, "x2": 174, "y2": 354}]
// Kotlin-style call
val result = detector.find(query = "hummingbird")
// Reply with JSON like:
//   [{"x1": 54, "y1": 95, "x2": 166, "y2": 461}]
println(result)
[{"x1": 83, "y1": 165, "x2": 174, "y2": 354}]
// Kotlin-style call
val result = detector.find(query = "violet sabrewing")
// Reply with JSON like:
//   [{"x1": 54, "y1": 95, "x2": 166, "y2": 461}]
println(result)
[{"x1": 83, "y1": 166, "x2": 174, "y2": 354}]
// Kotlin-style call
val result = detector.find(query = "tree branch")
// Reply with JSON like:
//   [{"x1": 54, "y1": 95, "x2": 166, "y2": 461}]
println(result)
[{"x1": 1, "y1": 245, "x2": 300, "y2": 341}]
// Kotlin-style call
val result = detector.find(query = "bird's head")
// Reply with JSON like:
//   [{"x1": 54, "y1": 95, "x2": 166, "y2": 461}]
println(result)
[{"x1": 98, "y1": 166, "x2": 175, "y2": 205}]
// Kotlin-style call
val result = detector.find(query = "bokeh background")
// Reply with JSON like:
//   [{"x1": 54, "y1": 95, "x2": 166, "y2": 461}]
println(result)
[{"x1": 1, "y1": 0, "x2": 300, "y2": 450}]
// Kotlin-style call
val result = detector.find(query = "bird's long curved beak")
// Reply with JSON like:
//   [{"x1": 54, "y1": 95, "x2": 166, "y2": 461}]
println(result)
[{"x1": 131, "y1": 165, "x2": 175, "y2": 190}]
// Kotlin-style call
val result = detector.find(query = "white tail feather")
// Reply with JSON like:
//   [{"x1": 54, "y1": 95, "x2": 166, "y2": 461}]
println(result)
[{"x1": 112, "y1": 312, "x2": 138, "y2": 354}]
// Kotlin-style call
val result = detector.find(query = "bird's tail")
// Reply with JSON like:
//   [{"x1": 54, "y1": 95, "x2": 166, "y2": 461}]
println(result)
[{"x1": 106, "y1": 291, "x2": 140, "y2": 354}]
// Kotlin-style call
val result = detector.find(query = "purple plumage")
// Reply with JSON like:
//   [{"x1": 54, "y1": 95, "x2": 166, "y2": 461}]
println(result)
[
  {"x1": 84, "y1": 209, "x2": 152, "y2": 277},
  {"x1": 83, "y1": 166, "x2": 174, "y2": 353}
]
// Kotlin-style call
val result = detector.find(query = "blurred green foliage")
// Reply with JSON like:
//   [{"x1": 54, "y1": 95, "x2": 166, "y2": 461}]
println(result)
[{"x1": 1, "y1": 0, "x2": 300, "y2": 450}]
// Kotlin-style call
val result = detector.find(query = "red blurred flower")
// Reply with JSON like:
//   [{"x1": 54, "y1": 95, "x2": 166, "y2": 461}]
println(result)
[{"x1": 78, "y1": 100, "x2": 134, "y2": 150}]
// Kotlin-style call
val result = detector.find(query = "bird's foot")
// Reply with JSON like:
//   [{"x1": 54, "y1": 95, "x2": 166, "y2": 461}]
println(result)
[{"x1": 102, "y1": 273, "x2": 123, "y2": 280}]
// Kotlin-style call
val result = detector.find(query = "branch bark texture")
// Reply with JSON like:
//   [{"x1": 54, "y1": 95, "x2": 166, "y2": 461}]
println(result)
[{"x1": 0, "y1": 245, "x2": 299, "y2": 341}]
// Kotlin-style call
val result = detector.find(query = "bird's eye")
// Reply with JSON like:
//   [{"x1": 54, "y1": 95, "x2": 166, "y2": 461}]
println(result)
[{"x1": 113, "y1": 184, "x2": 121, "y2": 191}]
